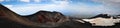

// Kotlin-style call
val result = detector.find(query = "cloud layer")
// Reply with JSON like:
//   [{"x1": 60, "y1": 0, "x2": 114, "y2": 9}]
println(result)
[
  {"x1": 92, "y1": 0, "x2": 120, "y2": 10},
  {"x1": 2, "y1": 0, "x2": 120, "y2": 18},
  {"x1": 0, "y1": 0, "x2": 42, "y2": 2},
  {"x1": 5, "y1": 0, "x2": 69, "y2": 16},
  {"x1": 20, "y1": 0, "x2": 30, "y2": 2},
  {"x1": 0, "y1": 0, "x2": 4, "y2": 2}
]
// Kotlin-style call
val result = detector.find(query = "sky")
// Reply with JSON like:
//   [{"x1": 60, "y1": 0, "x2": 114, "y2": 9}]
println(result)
[{"x1": 0, "y1": 0, "x2": 120, "y2": 18}]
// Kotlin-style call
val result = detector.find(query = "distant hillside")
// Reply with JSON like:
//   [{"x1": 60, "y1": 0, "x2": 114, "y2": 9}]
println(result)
[{"x1": 22, "y1": 10, "x2": 69, "y2": 24}]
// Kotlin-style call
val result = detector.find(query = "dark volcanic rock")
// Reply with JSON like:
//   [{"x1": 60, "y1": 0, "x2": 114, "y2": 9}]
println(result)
[
  {"x1": 0, "y1": 4, "x2": 69, "y2": 27},
  {"x1": 0, "y1": 10, "x2": 69, "y2": 27},
  {"x1": 22, "y1": 10, "x2": 70, "y2": 27},
  {"x1": 90, "y1": 14, "x2": 118, "y2": 19},
  {"x1": 1, "y1": 4, "x2": 120, "y2": 28},
  {"x1": 24, "y1": 11, "x2": 68, "y2": 23},
  {"x1": 91, "y1": 14, "x2": 111, "y2": 18}
]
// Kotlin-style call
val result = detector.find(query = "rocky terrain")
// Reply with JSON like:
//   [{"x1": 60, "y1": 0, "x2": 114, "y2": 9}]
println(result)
[{"x1": 0, "y1": 4, "x2": 120, "y2": 28}]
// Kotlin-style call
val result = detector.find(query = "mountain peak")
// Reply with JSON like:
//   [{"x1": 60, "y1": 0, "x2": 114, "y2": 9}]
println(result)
[{"x1": 91, "y1": 14, "x2": 111, "y2": 18}]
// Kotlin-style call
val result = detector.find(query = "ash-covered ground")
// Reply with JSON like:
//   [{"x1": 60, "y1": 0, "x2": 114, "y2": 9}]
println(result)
[{"x1": 0, "y1": 17, "x2": 120, "y2": 28}]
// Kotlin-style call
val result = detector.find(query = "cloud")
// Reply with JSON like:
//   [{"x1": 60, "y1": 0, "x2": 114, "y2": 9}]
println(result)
[
  {"x1": 52, "y1": 0, "x2": 69, "y2": 7},
  {"x1": 3, "y1": 0, "x2": 70, "y2": 16},
  {"x1": 92, "y1": 0, "x2": 120, "y2": 10},
  {"x1": 4, "y1": 0, "x2": 120, "y2": 18},
  {"x1": 34, "y1": 0, "x2": 41, "y2": 2},
  {"x1": 4, "y1": 5, "x2": 13, "y2": 8},
  {"x1": 93, "y1": 0, "x2": 120, "y2": 3},
  {"x1": 63, "y1": 3, "x2": 120, "y2": 18},
  {"x1": 0, "y1": 0, "x2": 4, "y2": 2},
  {"x1": 20, "y1": 0, "x2": 30, "y2": 2},
  {"x1": 6, "y1": 4, "x2": 68, "y2": 15}
]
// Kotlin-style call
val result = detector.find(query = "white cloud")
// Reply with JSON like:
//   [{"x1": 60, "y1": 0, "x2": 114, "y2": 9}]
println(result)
[
  {"x1": 6, "y1": 3, "x2": 68, "y2": 15},
  {"x1": 92, "y1": 0, "x2": 120, "y2": 10},
  {"x1": 20, "y1": 0, "x2": 30, "y2": 2},
  {"x1": 93, "y1": 0, "x2": 120, "y2": 3},
  {"x1": 3, "y1": 0, "x2": 70, "y2": 15},
  {"x1": 5, "y1": 0, "x2": 10, "y2": 1},
  {"x1": 52, "y1": 0, "x2": 69, "y2": 7},
  {"x1": 5, "y1": 0, "x2": 120, "y2": 17},
  {"x1": 4, "y1": 5, "x2": 13, "y2": 8},
  {"x1": 0, "y1": 0, "x2": 4, "y2": 2},
  {"x1": 34, "y1": 0, "x2": 41, "y2": 2},
  {"x1": 4, "y1": 0, "x2": 120, "y2": 18},
  {"x1": 63, "y1": 3, "x2": 120, "y2": 18}
]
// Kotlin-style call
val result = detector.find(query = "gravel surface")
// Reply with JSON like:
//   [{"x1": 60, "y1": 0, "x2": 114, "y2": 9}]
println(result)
[{"x1": 0, "y1": 18, "x2": 120, "y2": 28}]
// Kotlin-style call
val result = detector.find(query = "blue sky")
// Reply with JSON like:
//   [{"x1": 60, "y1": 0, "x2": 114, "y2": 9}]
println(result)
[{"x1": 0, "y1": 0, "x2": 120, "y2": 18}]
